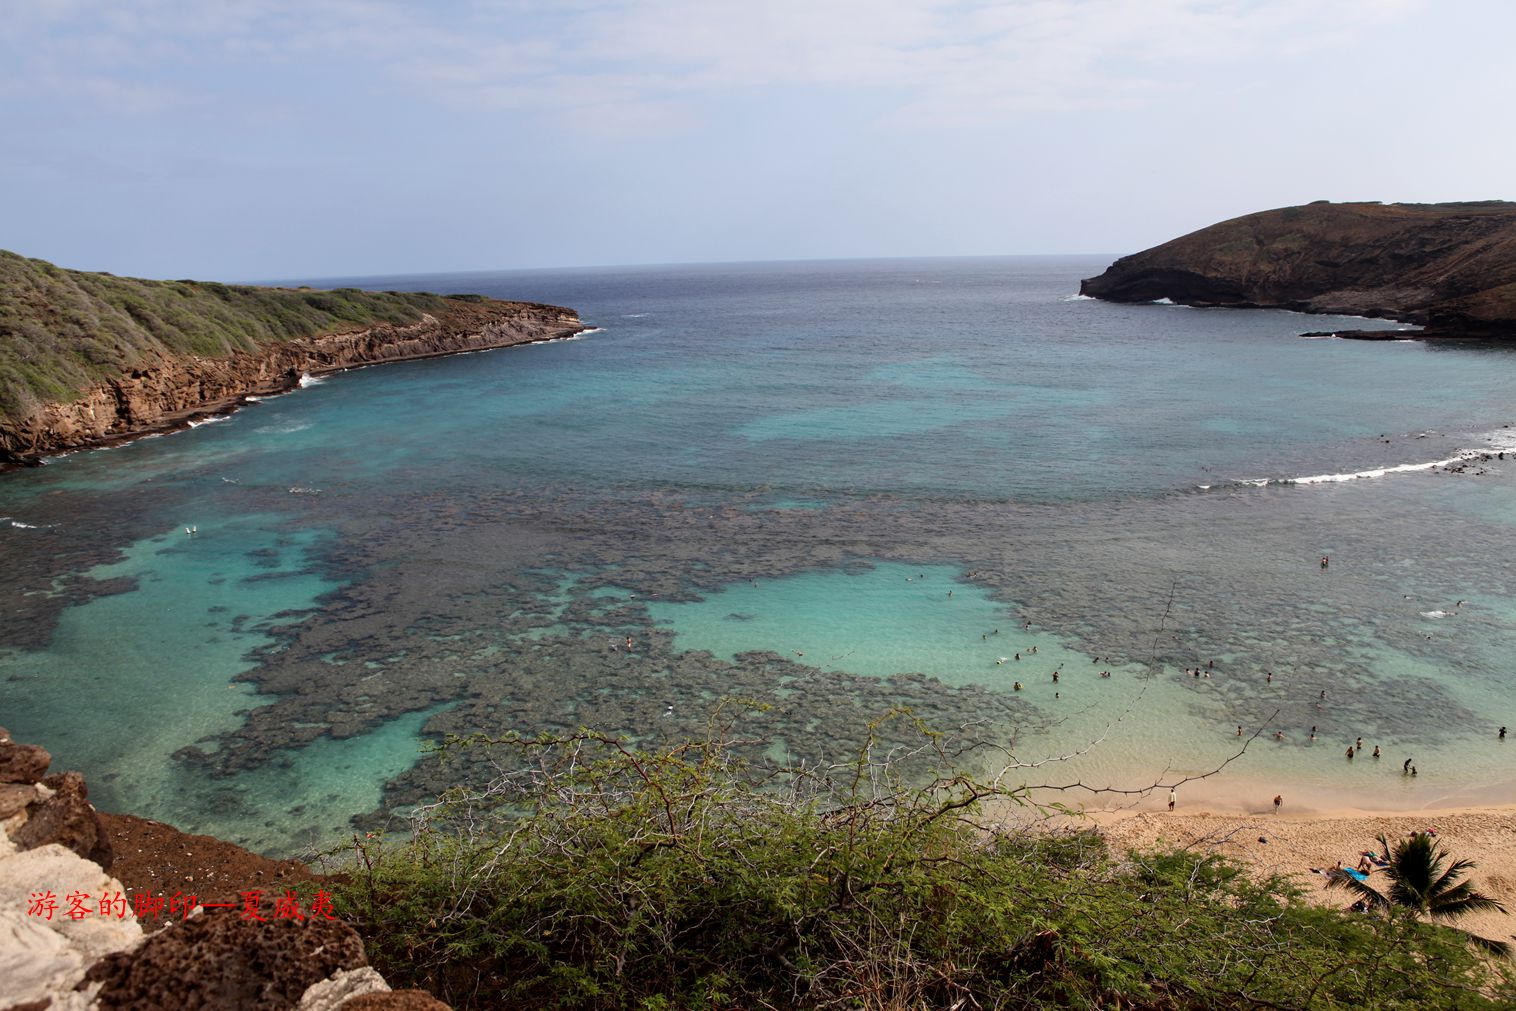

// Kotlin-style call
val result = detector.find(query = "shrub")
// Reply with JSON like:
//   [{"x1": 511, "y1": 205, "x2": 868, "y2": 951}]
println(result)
[{"x1": 332, "y1": 710, "x2": 1516, "y2": 1010}]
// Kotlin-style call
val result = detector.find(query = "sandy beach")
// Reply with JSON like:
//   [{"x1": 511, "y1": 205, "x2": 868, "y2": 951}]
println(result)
[{"x1": 1091, "y1": 804, "x2": 1516, "y2": 946}]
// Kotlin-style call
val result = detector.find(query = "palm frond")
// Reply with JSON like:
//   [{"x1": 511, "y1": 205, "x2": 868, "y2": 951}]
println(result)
[
  {"x1": 1353, "y1": 831, "x2": 1511, "y2": 957},
  {"x1": 1323, "y1": 872, "x2": 1390, "y2": 912}
]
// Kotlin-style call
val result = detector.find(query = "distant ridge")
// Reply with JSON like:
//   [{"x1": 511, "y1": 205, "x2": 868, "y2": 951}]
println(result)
[
  {"x1": 1080, "y1": 201, "x2": 1516, "y2": 338},
  {"x1": 0, "y1": 251, "x2": 582, "y2": 465}
]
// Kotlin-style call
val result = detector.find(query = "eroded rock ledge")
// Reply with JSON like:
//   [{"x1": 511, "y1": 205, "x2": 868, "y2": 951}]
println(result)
[
  {"x1": 1080, "y1": 200, "x2": 1516, "y2": 338},
  {"x1": 0, "y1": 298, "x2": 582, "y2": 467},
  {"x1": 0, "y1": 727, "x2": 449, "y2": 1011}
]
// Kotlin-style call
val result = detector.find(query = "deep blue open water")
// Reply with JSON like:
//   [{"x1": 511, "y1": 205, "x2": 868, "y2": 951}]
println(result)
[{"x1": 4, "y1": 256, "x2": 1516, "y2": 854}]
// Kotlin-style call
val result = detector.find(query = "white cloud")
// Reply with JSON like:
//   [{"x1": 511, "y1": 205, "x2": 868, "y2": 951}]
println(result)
[{"x1": 0, "y1": 0, "x2": 1429, "y2": 131}]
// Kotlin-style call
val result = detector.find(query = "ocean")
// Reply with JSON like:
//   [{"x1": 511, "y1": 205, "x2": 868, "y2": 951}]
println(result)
[{"x1": 3, "y1": 255, "x2": 1516, "y2": 855}]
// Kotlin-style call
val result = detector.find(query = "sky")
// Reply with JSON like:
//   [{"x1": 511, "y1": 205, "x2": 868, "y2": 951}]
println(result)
[{"x1": 2, "y1": 0, "x2": 1513, "y2": 282}]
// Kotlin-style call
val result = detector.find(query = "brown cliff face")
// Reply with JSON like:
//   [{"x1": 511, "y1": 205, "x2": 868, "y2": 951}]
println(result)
[
  {"x1": 1079, "y1": 201, "x2": 1516, "y2": 337},
  {"x1": 0, "y1": 299, "x2": 582, "y2": 465}
]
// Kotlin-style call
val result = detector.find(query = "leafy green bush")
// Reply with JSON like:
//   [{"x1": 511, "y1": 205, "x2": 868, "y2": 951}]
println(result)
[{"x1": 333, "y1": 710, "x2": 1516, "y2": 1010}]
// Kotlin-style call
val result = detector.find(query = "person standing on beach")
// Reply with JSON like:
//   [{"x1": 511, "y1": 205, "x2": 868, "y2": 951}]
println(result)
[
  {"x1": 1273, "y1": 794, "x2": 1282, "y2": 813},
  {"x1": 1168, "y1": 788, "x2": 1176, "y2": 810}
]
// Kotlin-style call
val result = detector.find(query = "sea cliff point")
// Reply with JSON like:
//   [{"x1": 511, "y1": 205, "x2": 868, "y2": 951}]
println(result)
[
  {"x1": 1080, "y1": 200, "x2": 1516, "y2": 338},
  {"x1": 0, "y1": 250, "x2": 583, "y2": 466}
]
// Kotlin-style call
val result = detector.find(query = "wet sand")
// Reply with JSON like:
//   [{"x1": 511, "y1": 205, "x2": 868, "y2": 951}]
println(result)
[{"x1": 1091, "y1": 804, "x2": 1516, "y2": 946}]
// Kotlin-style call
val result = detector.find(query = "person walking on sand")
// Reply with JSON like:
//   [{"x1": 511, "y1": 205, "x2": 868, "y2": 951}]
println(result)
[
  {"x1": 1273, "y1": 794, "x2": 1282, "y2": 813},
  {"x1": 1168, "y1": 788, "x2": 1176, "y2": 810}
]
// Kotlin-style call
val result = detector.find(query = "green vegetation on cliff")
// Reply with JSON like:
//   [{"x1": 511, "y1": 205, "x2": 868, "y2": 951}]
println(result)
[
  {"x1": 336, "y1": 713, "x2": 1515, "y2": 1010},
  {"x1": 0, "y1": 249, "x2": 470, "y2": 420}
]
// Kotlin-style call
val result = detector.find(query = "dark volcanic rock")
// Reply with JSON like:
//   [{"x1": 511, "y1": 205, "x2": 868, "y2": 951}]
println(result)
[
  {"x1": 12, "y1": 770, "x2": 114, "y2": 867},
  {"x1": 1080, "y1": 200, "x2": 1516, "y2": 337},
  {"x1": 86, "y1": 908, "x2": 368, "y2": 1010},
  {"x1": 0, "y1": 739, "x2": 50, "y2": 783}
]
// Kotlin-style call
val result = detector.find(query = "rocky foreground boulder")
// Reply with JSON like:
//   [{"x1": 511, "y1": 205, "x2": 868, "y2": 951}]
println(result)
[
  {"x1": 1080, "y1": 200, "x2": 1516, "y2": 337},
  {"x1": 0, "y1": 728, "x2": 446, "y2": 1011}
]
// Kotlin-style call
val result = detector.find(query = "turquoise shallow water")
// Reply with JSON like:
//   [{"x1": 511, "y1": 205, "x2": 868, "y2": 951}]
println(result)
[{"x1": 5, "y1": 256, "x2": 1516, "y2": 854}]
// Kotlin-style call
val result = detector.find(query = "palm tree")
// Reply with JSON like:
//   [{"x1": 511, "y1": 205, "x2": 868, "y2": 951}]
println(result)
[{"x1": 1329, "y1": 832, "x2": 1510, "y2": 956}]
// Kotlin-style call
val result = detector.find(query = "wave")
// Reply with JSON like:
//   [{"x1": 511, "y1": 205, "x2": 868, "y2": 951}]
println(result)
[
  {"x1": 298, "y1": 373, "x2": 325, "y2": 388},
  {"x1": 288, "y1": 486, "x2": 322, "y2": 495},
  {"x1": 622, "y1": 313, "x2": 649, "y2": 318},
  {"x1": 9, "y1": 520, "x2": 50, "y2": 529},
  {"x1": 1420, "y1": 610, "x2": 1452, "y2": 619},
  {"x1": 187, "y1": 415, "x2": 231, "y2": 428},
  {"x1": 1478, "y1": 428, "x2": 1516, "y2": 453},
  {"x1": 1218, "y1": 449, "x2": 1489, "y2": 489},
  {"x1": 1060, "y1": 293, "x2": 1096, "y2": 302},
  {"x1": 526, "y1": 330, "x2": 596, "y2": 346}
]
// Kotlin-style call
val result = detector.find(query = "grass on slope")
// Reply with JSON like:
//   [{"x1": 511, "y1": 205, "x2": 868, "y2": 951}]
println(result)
[
  {"x1": 0, "y1": 249, "x2": 465, "y2": 420},
  {"x1": 335, "y1": 709, "x2": 1516, "y2": 1010}
]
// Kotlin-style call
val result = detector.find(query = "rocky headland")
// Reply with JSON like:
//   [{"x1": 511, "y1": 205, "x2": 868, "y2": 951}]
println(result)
[
  {"x1": 1080, "y1": 200, "x2": 1516, "y2": 338},
  {"x1": 0, "y1": 251, "x2": 583, "y2": 467}
]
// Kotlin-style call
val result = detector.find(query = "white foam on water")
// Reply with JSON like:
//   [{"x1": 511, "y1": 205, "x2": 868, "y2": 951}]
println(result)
[
  {"x1": 526, "y1": 331, "x2": 591, "y2": 345},
  {"x1": 298, "y1": 373, "x2": 325, "y2": 388},
  {"x1": 1420, "y1": 610, "x2": 1451, "y2": 619},
  {"x1": 187, "y1": 415, "x2": 230, "y2": 428},
  {"x1": 1060, "y1": 294, "x2": 1096, "y2": 302},
  {"x1": 1232, "y1": 449, "x2": 1482, "y2": 488},
  {"x1": 1478, "y1": 428, "x2": 1516, "y2": 453}
]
